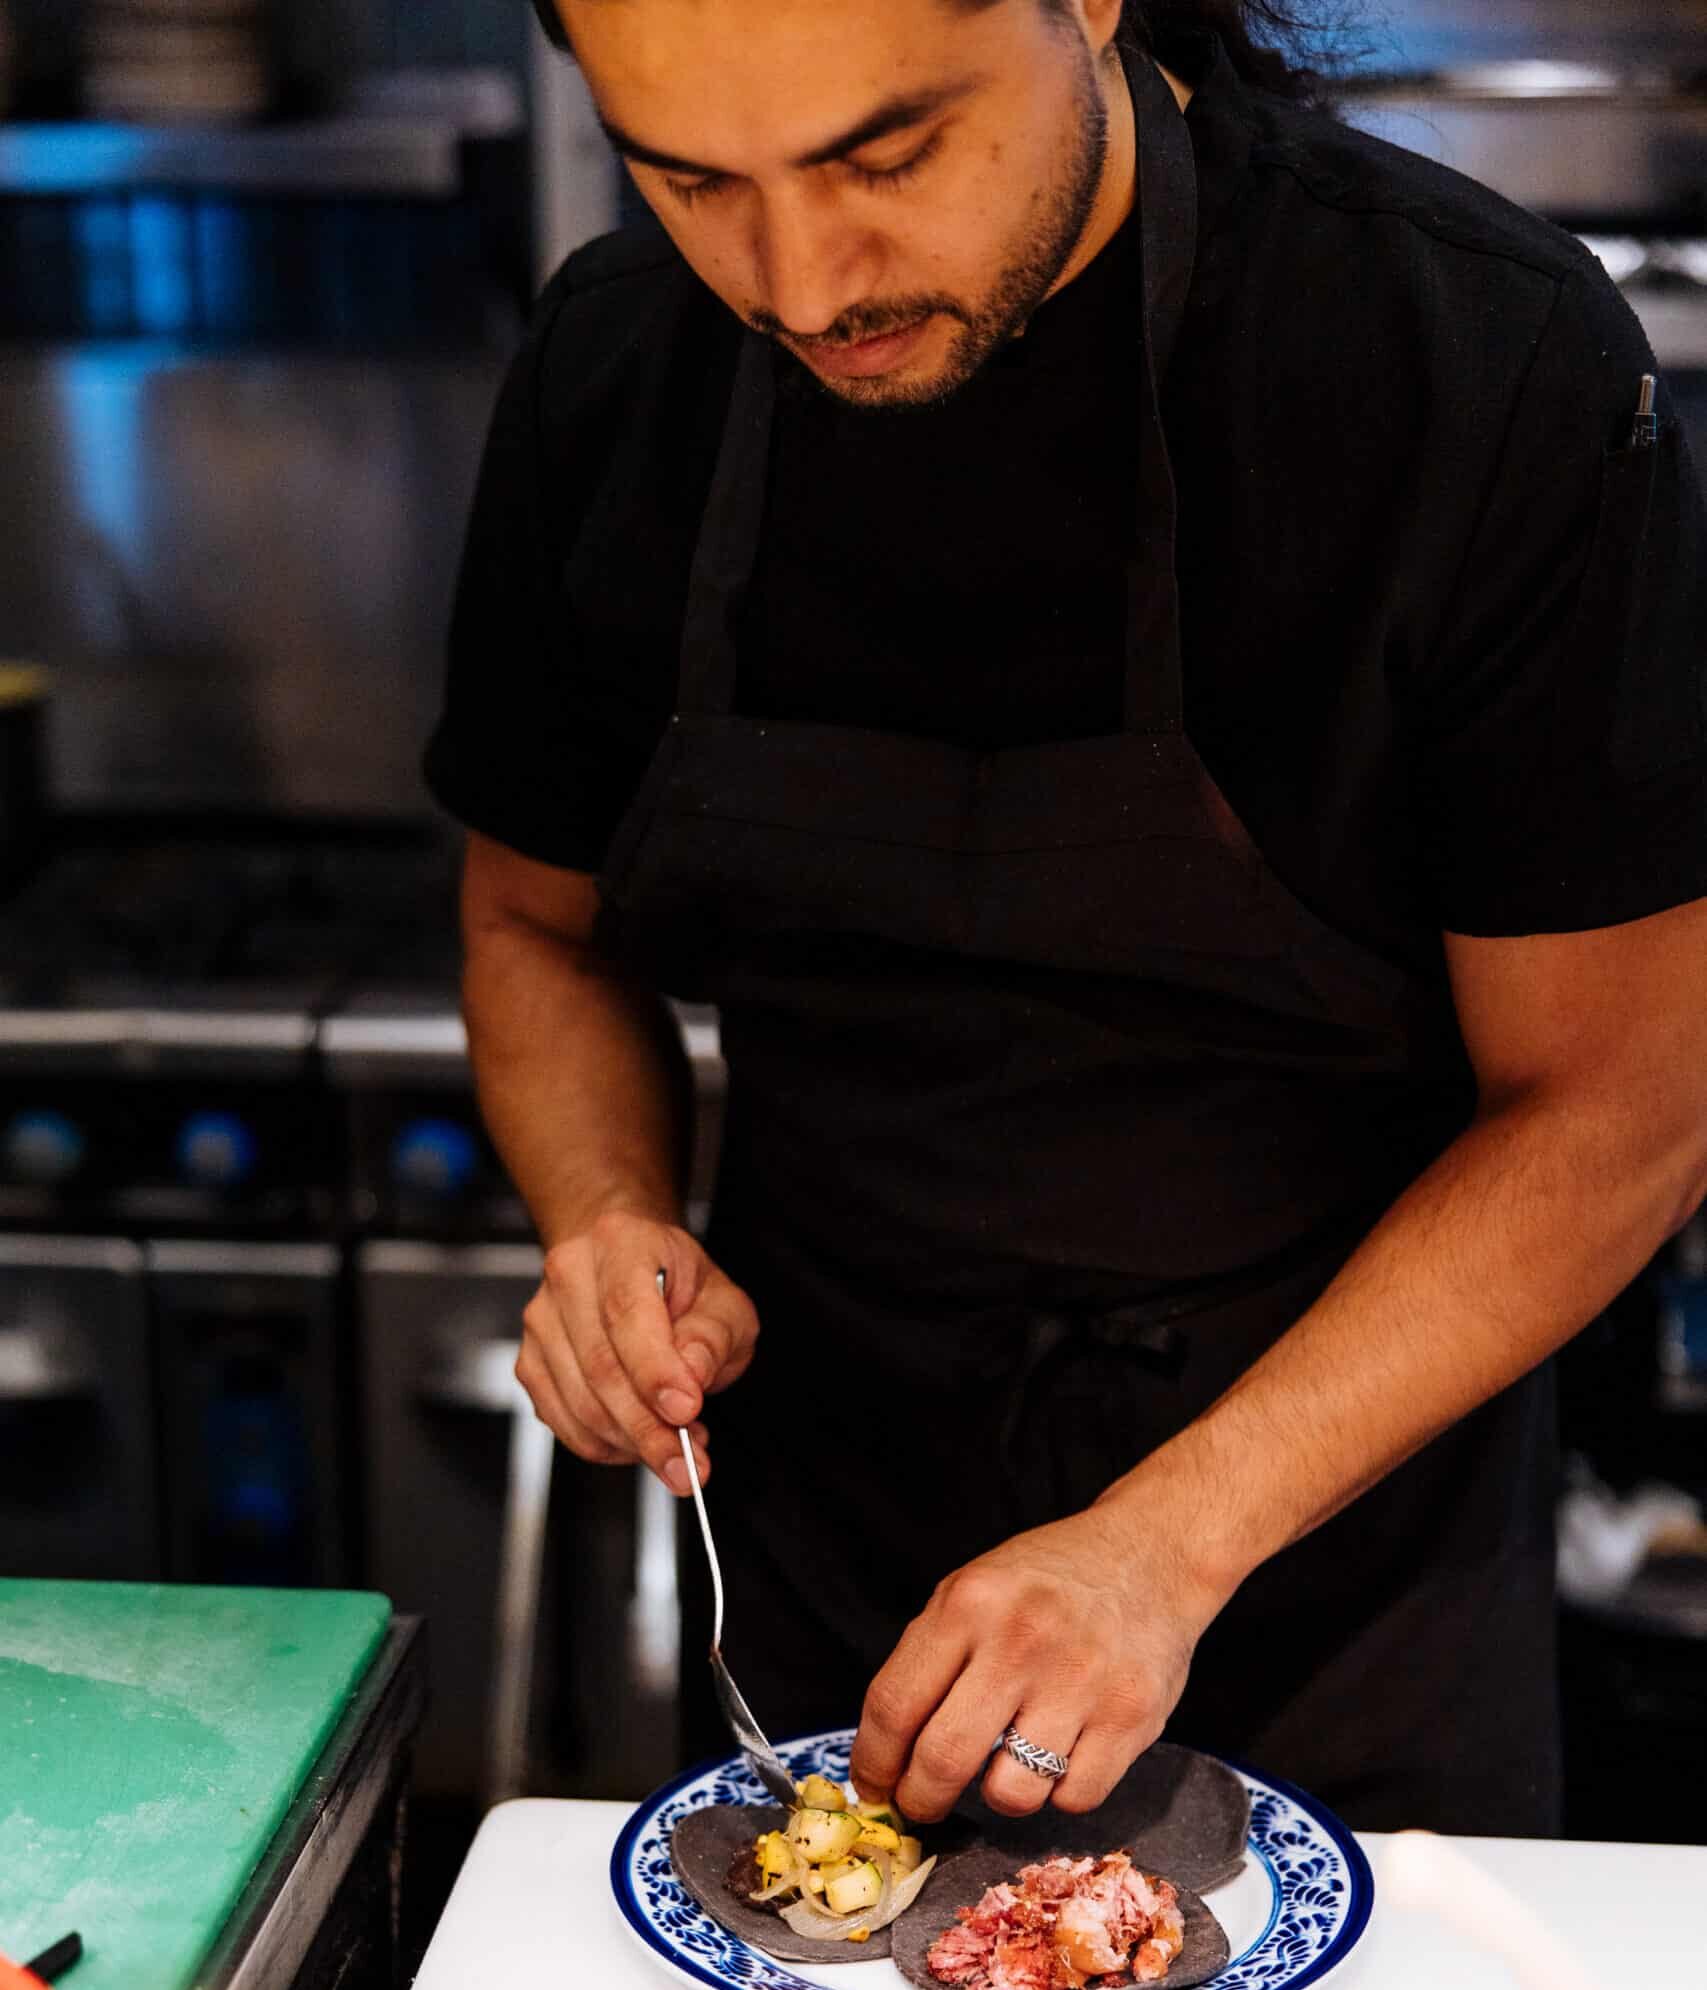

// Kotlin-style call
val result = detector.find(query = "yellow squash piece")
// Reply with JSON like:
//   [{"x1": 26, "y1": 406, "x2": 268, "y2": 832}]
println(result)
[
  {"x1": 896, "y1": 1835, "x2": 924, "y2": 1873},
  {"x1": 790, "y1": 1809, "x2": 864, "y2": 1863},
  {"x1": 854, "y1": 1820, "x2": 902, "y2": 1854},
  {"x1": 824, "y1": 1859, "x2": 883, "y2": 1915},
  {"x1": 797, "y1": 1774, "x2": 847, "y2": 1812},
  {"x1": 756, "y1": 1832, "x2": 792, "y2": 1876}
]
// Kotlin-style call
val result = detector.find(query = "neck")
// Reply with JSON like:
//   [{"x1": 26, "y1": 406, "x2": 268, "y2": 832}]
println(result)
[{"x1": 1045, "y1": 55, "x2": 1192, "y2": 305}]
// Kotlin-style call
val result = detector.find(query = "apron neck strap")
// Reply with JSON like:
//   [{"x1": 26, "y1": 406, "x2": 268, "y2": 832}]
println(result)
[
  {"x1": 678, "y1": 332, "x2": 776, "y2": 718},
  {"x1": 1122, "y1": 45, "x2": 1198, "y2": 736}
]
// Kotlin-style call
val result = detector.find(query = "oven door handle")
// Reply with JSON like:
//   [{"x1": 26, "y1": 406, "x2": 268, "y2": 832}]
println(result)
[{"x1": 410, "y1": 1332, "x2": 554, "y2": 1808}]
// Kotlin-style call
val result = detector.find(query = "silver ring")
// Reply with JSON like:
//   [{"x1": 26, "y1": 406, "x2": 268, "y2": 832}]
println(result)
[{"x1": 1000, "y1": 1726, "x2": 1070, "y2": 1780}]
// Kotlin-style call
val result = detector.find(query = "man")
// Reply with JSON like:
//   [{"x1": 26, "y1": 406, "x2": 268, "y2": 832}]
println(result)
[{"x1": 427, "y1": 0, "x2": 1707, "y2": 1835}]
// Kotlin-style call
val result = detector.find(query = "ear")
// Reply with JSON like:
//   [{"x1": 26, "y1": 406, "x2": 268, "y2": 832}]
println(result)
[{"x1": 1081, "y1": 0, "x2": 1128, "y2": 56}]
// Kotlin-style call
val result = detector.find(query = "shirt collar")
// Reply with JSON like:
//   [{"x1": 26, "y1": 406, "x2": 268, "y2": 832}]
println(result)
[{"x1": 1170, "y1": 29, "x2": 1260, "y2": 257}]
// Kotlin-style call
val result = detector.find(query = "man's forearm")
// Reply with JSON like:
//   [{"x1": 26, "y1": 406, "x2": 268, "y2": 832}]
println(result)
[
  {"x1": 1098, "y1": 1084, "x2": 1707, "y2": 1604},
  {"x1": 462, "y1": 910, "x2": 690, "y2": 1249}
]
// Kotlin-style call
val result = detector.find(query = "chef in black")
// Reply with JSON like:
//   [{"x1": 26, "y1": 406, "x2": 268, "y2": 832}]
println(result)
[{"x1": 427, "y1": 0, "x2": 1707, "y2": 1835}]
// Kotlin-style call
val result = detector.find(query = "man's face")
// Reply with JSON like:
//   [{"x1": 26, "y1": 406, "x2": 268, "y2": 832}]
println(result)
[{"x1": 558, "y1": 0, "x2": 1128, "y2": 407}]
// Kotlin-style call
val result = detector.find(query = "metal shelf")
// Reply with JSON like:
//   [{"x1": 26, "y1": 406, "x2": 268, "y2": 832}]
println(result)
[{"x1": 0, "y1": 69, "x2": 523, "y2": 198}]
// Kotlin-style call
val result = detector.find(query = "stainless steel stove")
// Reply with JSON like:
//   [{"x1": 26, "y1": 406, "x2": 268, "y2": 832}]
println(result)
[{"x1": 0, "y1": 823, "x2": 720, "y2": 1802}]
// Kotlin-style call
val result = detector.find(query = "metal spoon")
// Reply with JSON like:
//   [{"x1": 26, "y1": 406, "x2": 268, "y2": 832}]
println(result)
[
  {"x1": 677, "y1": 1424, "x2": 799, "y2": 1809},
  {"x1": 661, "y1": 1271, "x2": 799, "y2": 1810}
]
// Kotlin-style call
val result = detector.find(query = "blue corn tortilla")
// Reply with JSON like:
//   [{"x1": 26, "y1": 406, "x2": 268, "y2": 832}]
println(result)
[
  {"x1": 888, "y1": 1844, "x2": 1231, "y2": 1990},
  {"x1": 669, "y1": 1800, "x2": 964, "y2": 1963},
  {"x1": 667, "y1": 1743, "x2": 1248, "y2": 1968},
  {"x1": 950, "y1": 1742, "x2": 1250, "y2": 1894}
]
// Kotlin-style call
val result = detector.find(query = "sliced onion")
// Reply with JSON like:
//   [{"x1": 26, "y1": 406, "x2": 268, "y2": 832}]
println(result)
[
  {"x1": 746, "y1": 1839, "x2": 807, "y2": 1904},
  {"x1": 778, "y1": 1864, "x2": 874, "y2": 1940},
  {"x1": 774, "y1": 1853, "x2": 939, "y2": 1943},
  {"x1": 778, "y1": 1892, "x2": 861, "y2": 1941},
  {"x1": 869, "y1": 1847, "x2": 896, "y2": 1928},
  {"x1": 881, "y1": 1854, "x2": 938, "y2": 1927}
]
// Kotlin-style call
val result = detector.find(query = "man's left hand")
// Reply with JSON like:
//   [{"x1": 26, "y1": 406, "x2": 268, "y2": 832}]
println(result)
[{"x1": 847, "y1": 1498, "x2": 1231, "y2": 1822}]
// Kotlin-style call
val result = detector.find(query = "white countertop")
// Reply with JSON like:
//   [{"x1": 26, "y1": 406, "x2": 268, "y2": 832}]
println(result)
[{"x1": 413, "y1": 1798, "x2": 1707, "y2": 1990}]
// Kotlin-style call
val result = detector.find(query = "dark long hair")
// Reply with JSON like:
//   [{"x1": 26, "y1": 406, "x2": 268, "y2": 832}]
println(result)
[
  {"x1": 527, "y1": 0, "x2": 1363, "y2": 101},
  {"x1": 1122, "y1": 1, "x2": 1365, "y2": 100}
]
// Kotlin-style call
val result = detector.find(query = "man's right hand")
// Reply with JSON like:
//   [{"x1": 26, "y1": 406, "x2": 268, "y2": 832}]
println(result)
[{"x1": 516, "y1": 1210, "x2": 759, "y2": 1495}]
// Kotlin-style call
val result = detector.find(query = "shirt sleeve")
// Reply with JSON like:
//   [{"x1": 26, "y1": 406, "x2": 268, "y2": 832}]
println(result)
[
  {"x1": 423, "y1": 272, "x2": 662, "y2": 874},
  {"x1": 1417, "y1": 260, "x2": 1707, "y2": 936}
]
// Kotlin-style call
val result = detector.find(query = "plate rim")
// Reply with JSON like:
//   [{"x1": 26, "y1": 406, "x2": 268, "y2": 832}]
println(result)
[
  {"x1": 610, "y1": 1731, "x2": 1374, "y2": 1990},
  {"x1": 1216, "y1": 1749, "x2": 1374, "y2": 1986}
]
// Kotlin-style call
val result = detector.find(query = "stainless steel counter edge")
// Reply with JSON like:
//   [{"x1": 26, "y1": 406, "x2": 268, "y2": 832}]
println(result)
[
  {"x1": 0, "y1": 1007, "x2": 316, "y2": 1076},
  {"x1": 196, "y1": 1616, "x2": 428, "y2": 1990},
  {"x1": 145, "y1": 1240, "x2": 340, "y2": 1279},
  {"x1": 359, "y1": 1239, "x2": 544, "y2": 1280},
  {"x1": 0, "y1": 1234, "x2": 145, "y2": 1274},
  {"x1": 320, "y1": 1005, "x2": 725, "y2": 1082}
]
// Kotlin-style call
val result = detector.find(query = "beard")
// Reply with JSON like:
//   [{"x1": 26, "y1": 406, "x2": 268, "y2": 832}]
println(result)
[{"x1": 753, "y1": 41, "x2": 1111, "y2": 411}]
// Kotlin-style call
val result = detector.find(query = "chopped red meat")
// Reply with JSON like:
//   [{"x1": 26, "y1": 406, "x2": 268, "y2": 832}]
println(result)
[
  {"x1": 926, "y1": 1854, "x2": 1185, "y2": 1990},
  {"x1": 927, "y1": 1924, "x2": 992, "y2": 1984}
]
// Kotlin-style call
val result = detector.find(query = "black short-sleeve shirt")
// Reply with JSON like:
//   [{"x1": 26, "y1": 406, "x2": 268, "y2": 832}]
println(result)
[{"x1": 425, "y1": 33, "x2": 1707, "y2": 976}]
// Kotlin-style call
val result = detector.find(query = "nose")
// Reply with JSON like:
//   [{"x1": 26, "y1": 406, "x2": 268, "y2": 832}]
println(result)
[{"x1": 751, "y1": 185, "x2": 873, "y2": 338}]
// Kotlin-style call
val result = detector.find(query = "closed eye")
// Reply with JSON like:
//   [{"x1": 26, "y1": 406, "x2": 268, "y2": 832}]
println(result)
[
  {"x1": 845, "y1": 130, "x2": 945, "y2": 192},
  {"x1": 664, "y1": 129, "x2": 946, "y2": 207}
]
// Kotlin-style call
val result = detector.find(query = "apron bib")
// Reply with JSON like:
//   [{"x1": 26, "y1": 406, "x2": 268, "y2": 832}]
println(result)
[{"x1": 598, "y1": 50, "x2": 1559, "y2": 1833}]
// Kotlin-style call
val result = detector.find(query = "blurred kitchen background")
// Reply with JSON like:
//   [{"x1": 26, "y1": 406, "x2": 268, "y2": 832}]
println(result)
[{"x1": 0, "y1": 0, "x2": 1704, "y2": 1966}]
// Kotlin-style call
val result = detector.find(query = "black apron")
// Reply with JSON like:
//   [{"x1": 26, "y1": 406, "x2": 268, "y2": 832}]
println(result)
[{"x1": 598, "y1": 49, "x2": 1560, "y2": 1835}]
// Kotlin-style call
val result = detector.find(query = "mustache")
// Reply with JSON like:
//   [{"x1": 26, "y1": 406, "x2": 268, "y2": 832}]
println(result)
[{"x1": 749, "y1": 296, "x2": 964, "y2": 349}]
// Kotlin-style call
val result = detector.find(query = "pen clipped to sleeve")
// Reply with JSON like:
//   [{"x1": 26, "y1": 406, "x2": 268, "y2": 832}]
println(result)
[{"x1": 1631, "y1": 372, "x2": 1660, "y2": 450}]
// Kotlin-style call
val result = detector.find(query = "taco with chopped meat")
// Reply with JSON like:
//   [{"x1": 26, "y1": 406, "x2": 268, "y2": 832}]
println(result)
[{"x1": 667, "y1": 1743, "x2": 1244, "y2": 1970}]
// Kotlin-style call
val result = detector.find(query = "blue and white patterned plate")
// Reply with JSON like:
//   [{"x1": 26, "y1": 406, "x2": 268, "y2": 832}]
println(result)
[{"x1": 611, "y1": 1729, "x2": 1373, "y2": 1989}]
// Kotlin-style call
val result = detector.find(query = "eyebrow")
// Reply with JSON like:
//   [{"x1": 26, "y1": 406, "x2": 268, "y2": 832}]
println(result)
[{"x1": 597, "y1": 78, "x2": 980, "y2": 180}]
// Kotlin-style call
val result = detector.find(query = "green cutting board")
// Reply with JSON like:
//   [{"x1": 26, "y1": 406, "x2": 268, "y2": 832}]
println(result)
[{"x1": 0, "y1": 1581, "x2": 391, "y2": 1989}]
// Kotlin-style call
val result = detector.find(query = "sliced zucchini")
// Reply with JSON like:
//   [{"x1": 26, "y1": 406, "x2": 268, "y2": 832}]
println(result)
[
  {"x1": 796, "y1": 1774, "x2": 847, "y2": 1812},
  {"x1": 824, "y1": 1859, "x2": 883, "y2": 1915}
]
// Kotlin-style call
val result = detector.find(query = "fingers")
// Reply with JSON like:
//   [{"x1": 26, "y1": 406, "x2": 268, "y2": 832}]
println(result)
[
  {"x1": 585, "y1": 1224, "x2": 757, "y2": 1442},
  {"x1": 516, "y1": 1332, "x2": 626, "y2": 1463},
  {"x1": 890, "y1": 1663, "x2": 1023, "y2": 1824},
  {"x1": 1046, "y1": 1699, "x2": 1162, "y2": 1816},
  {"x1": 520, "y1": 1298, "x2": 711, "y2": 1485},
  {"x1": 979, "y1": 1705, "x2": 1085, "y2": 1817},
  {"x1": 850, "y1": 1534, "x2": 1182, "y2": 1826},
  {"x1": 558, "y1": 1263, "x2": 707, "y2": 1491},
  {"x1": 639, "y1": 1252, "x2": 760, "y2": 1418},
  {"x1": 849, "y1": 1604, "x2": 973, "y2": 1814},
  {"x1": 598, "y1": 1246, "x2": 705, "y2": 1421},
  {"x1": 523, "y1": 1214, "x2": 756, "y2": 1494}
]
